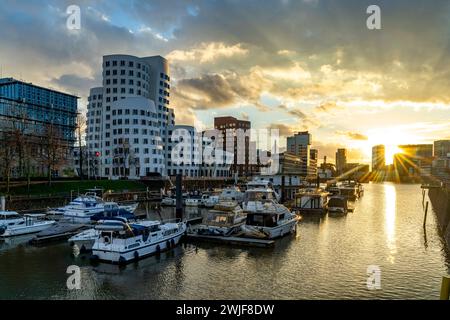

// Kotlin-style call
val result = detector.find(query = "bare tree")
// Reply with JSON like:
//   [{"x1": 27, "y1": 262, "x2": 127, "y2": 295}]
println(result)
[
  {"x1": 39, "y1": 124, "x2": 69, "y2": 186},
  {"x1": 0, "y1": 131, "x2": 16, "y2": 193}
]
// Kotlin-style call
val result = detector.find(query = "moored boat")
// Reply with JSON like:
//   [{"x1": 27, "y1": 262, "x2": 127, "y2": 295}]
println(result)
[
  {"x1": 241, "y1": 185, "x2": 299, "y2": 239},
  {"x1": 90, "y1": 219, "x2": 187, "y2": 264},
  {"x1": 294, "y1": 189, "x2": 329, "y2": 214},
  {"x1": 192, "y1": 201, "x2": 246, "y2": 237},
  {"x1": 219, "y1": 186, "x2": 245, "y2": 204},
  {"x1": 327, "y1": 195, "x2": 349, "y2": 215},
  {"x1": 0, "y1": 212, "x2": 56, "y2": 237}
]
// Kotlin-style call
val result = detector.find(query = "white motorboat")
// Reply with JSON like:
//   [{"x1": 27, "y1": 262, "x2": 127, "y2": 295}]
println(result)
[
  {"x1": 0, "y1": 212, "x2": 56, "y2": 237},
  {"x1": 90, "y1": 219, "x2": 187, "y2": 264},
  {"x1": 192, "y1": 201, "x2": 246, "y2": 237},
  {"x1": 241, "y1": 186, "x2": 299, "y2": 239},
  {"x1": 185, "y1": 195, "x2": 202, "y2": 207},
  {"x1": 47, "y1": 192, "x2": 104, "y2": 215},
  {"x1": 161, "y1": 196, "x2": 176, "y2": 206},
  {"x1": 246, "y1": 178, "x2": 281, "y2": 201},
  {"x1": 68, "y1": 228, "x2": 98, "y2": 252},
  {"x1": 202, "y1": 194, "x2": 220, "y2": 208},
  {"x1": 68, "y1": 217, "x2": 131, "y2": 252},
  {"x1": 219, "y1": 186, "x2": 244, "y2": 203},
  {"x1": 49, "y1": 193, "x2": 138, "y2": 220}
]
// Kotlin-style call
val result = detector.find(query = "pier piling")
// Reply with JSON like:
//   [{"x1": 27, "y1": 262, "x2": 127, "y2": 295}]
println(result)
[
  {"x1": 0, "y1": 196, "x2": 5, "y2": 211},
  {"x1": 176, "y1": 174, "x2": 183, "y2": 221},
  {"x1": 423, "y1": 201, "x2": 429, "y2": 228},
  {"x1": 440, "y1": 276, "x2": 450, "y2": 300}
]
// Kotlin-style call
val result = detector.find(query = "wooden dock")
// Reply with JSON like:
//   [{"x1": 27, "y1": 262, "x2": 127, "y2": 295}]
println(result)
[
  {"x1": 186, "y1": 234, "x2": 275, "y2": 248},
  {"x1": 29, "y1": 223, "x2": 89, "y2": 245}
]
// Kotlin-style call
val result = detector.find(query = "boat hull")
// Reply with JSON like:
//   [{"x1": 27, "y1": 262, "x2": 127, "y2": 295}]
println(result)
[
  {"x1": 241, "y1": 218, "x2": 298, "y2": 239},
  {"x1": 92, "y1": 224, "x2": 186, "y2": 264},
  {"x1": 1, "y1": 221, "x2": 56, "y2": 237}
]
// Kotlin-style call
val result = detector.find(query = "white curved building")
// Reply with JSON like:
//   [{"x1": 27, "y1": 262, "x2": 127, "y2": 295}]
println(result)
[{"x1": 86, "y1": 54, "x2": 174, "y2": 179}]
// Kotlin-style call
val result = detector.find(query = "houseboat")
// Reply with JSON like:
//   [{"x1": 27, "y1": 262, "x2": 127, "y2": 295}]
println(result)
[
  {"x1": 294, "y1": 189, "x2": 329, "y2": 214},
  {"x1": 327, "y1": 196, "x2": 349, "y2": 215}
]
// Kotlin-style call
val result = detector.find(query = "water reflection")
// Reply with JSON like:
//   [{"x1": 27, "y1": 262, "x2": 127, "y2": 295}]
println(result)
[
  {"x1": 1, "y1": 183, "x2": 450, "y2": 299},
  {"x1": 384, "y1": 184, "x2": 397, "y2": 264}
]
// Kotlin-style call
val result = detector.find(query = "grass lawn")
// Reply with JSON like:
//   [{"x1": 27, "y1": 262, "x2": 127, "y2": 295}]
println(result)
[{"x1": 1, "y1": 180, "x2": 148, "y2": 196}]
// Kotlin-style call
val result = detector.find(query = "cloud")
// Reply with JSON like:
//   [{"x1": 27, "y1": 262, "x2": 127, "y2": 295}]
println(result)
[
  {"x1": 277, "y1": 104, "x2": 320, "y2": 129},
  {"x1": 172, "y1": 70, "x2": 272, "y2": 112},
  {"x1": 315, "y1": 101, "x2": 341, "y2": 113},
  {"x1": 167, "y1": 42, "x2": 248, "y2": 63},
  {"x1": 335, "y1": 131, "x2": 369, "y2": 141},
  {"x1": 269, "y1": 123, "x2": 295, "y2": 137}
]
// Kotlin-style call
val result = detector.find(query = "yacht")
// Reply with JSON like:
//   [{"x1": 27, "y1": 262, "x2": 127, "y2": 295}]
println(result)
[
  {"x1": 202, "y1": 194, "x2": 220, "y2": 208},
  {"x1": 0, "y1": 212, "x2": 56, "y2": 237},
  {"x1": 246, "y1": 178, "x2": 281, "y2": 201},
  {"x1": 49, "y1": 193, "x2": 138, "y2": 219},
  {"x1": 241, "y1": 187, "x2": 299, "y2": 239},
  {"x1": 294, "y1": 189, "x2": 329, "y2": 214},
  {"x1": 69, "y1": 217, "x2": 132, "y2": 252},
  {"x1": 90, "y1": 202, "x2": 137, "y2": 222},
  {"x1": 48, "y1": 192, "x2": 104, "y2": 215},
  {"x1": 327, "y1": 196, "x2": 349, "y2": 215},
  {"x1": 161, "y1": 196, "x2": 176, "y2": 206},
  {"x1": 192, "y1": 201, "x2": 246, "y2": 237},
  {"x1": 90, "y1": 219, "x2": 187, "y2": 264},
  {"x1": 185, "y1": 195, "x2": 203, "y2": 207},
  {"x1": 219, "y1": 186, "x2": 245, "y2": 203}
]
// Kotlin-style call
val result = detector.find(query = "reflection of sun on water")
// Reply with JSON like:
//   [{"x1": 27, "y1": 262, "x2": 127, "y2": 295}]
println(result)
[{"x1": 385, "y1": 184, "x2": 397, "y2": 263}]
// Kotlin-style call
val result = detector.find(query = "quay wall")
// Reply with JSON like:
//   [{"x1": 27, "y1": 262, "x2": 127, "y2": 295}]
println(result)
[{"x1": 428, "y1": 186, "x2": 450, "y2": 246}]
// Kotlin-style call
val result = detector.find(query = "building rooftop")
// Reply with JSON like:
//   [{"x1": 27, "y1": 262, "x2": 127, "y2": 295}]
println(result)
[{"x1": 0, "y1": 77, "x2": 79, "y2": 99}]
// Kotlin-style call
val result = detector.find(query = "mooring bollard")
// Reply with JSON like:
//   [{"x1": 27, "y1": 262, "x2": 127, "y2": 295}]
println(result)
[
  {"x1": 423, "y1": 201, "x2": 429, "y2": 228},
  {"x1": 440, "y1": 276, "x2": 450, "y2": 300}
]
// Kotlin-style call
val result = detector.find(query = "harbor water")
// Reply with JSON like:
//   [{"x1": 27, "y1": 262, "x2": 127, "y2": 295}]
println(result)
[{"x1": 0, "y1": 182, "x2": 449, "y2": 299}]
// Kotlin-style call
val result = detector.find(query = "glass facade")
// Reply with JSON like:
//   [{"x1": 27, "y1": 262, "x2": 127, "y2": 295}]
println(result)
[{"x1": 0, "y1": 78, "x2": 78, "y2": 141}]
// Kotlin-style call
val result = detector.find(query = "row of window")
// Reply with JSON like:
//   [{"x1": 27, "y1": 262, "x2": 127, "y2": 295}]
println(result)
[{"x1": 105, "y1": 60, "x2": 148, "y2": 73}]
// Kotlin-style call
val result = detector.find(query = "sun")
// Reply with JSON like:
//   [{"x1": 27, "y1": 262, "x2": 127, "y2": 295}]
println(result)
[
  {"x1": 385, "y1": 145, "x2": 403, "y2": 165},
  {"x1": 361, "y1": 127, "x2": 420, "y2": 166}
]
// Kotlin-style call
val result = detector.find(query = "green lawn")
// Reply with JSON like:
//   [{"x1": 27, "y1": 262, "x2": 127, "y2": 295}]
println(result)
[{"x1": 1, "y1": 180, "x2": 148, "y2": 196}]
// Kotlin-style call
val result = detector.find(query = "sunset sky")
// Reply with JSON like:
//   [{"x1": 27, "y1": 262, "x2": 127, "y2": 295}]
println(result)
[{"x1": 1, "y1": 0, "x2": 449, "y2": 164}]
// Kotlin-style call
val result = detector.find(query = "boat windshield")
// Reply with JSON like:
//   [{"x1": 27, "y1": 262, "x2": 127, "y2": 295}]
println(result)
[
  {"x1": 244, "y1": 191, "x2": 275, "y2": 202},
  {"x1": 246, "y1": 213, "x2": 278, "y2": 227},
  {"x1": 1, "y1": 214, "x2": 21, "y2": 220},
  {"x1": 328, "y1": 198, "x2": 346, "y2": 207},
  {"x1": 206, "y1": 212, "x2": 233, "y2": 226}
]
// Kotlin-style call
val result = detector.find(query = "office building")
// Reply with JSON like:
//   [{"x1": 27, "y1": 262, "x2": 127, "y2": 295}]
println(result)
[
  {"x1": 372, "y1": 145, "x2": 385, "y2": 171},
  {"x1": 335, "y1": 148, "x2": 347, "y2": 175},
  {"x1": 287, "y1": 131, "x2": 312, "y2": 178},
  {"x1": 214, "y1": 116, "x2": 254, "y2": 176},
  {"x1": 86, "y1": 54, "x2": 175, "y2": 179},
  {"x1": 434, "y1": 140, "x2": 450, "y2": 158},
  {"x1": 0, "y1": 77, "x2": 78, "y2": 177}
]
